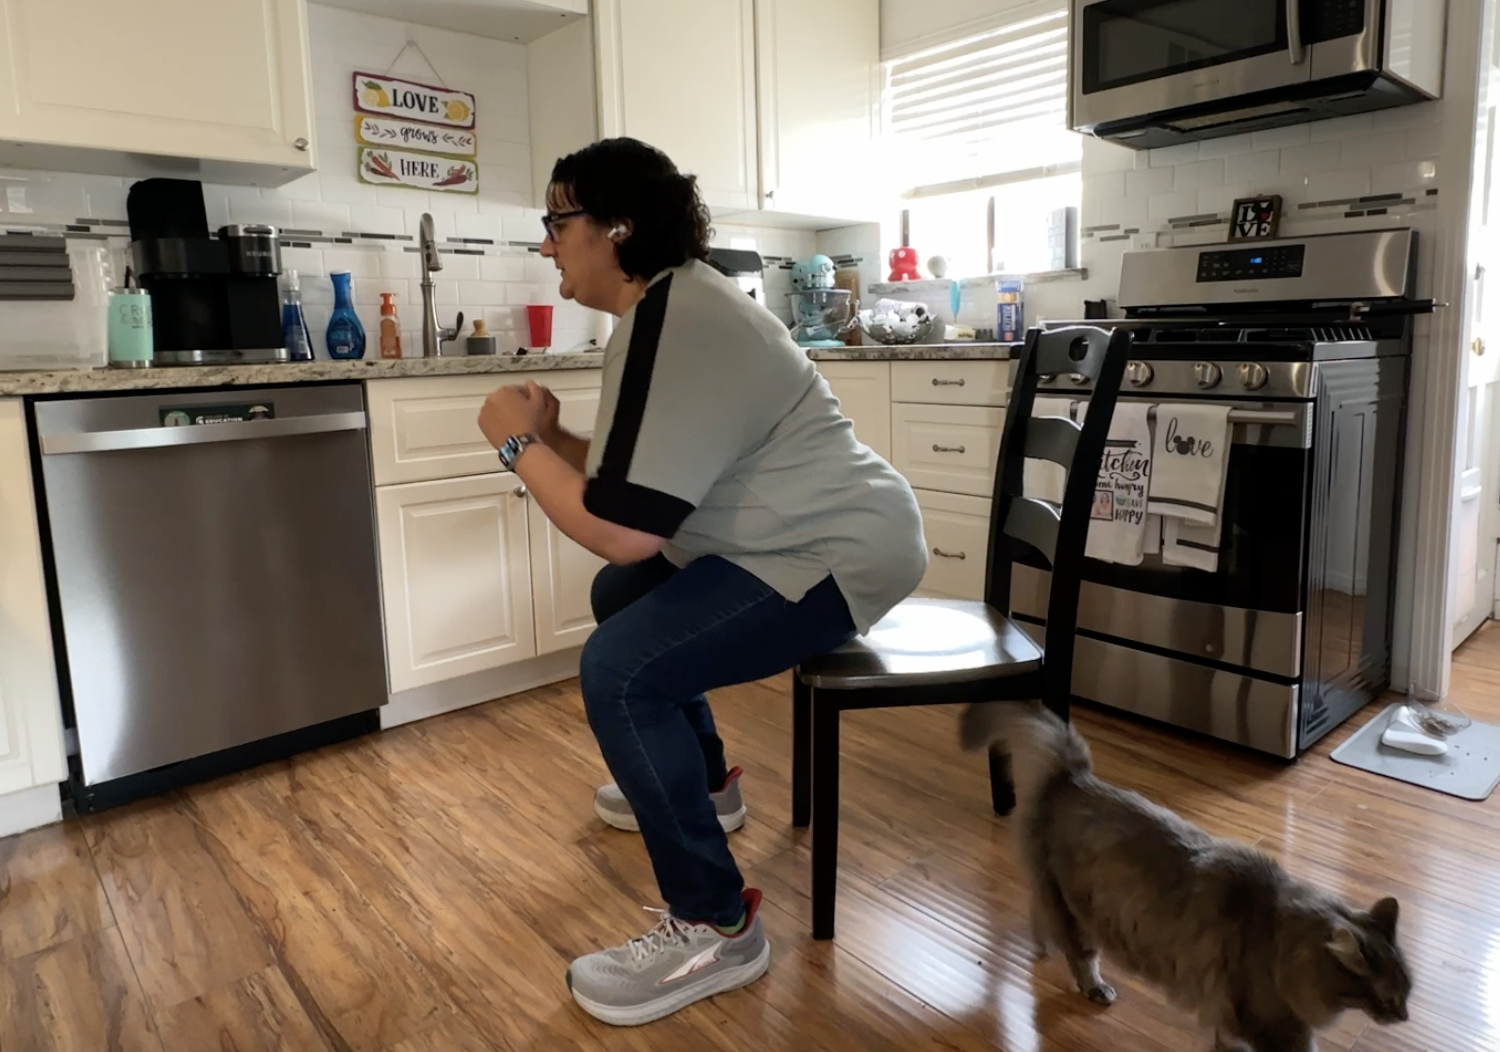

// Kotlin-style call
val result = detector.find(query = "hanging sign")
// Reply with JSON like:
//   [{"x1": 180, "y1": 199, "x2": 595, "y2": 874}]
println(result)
[
  {"x1": 353, "y1": 71, "x2": 476, "y2": 129},
  {"x1": 358, "y1": 147, "x2": 479, "y2": 194},
  {"x1": 355, "y1": 114, "x2": 477, "y2": 158}
]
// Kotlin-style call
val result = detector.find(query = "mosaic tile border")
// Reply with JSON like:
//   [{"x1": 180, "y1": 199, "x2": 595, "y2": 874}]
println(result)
[{"x1": 1081, "y1": 186, "x2": 1440, "y2": 242}]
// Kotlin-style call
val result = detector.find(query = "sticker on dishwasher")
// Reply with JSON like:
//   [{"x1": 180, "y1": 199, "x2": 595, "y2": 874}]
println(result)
[{"x1": 159, "y1": 403, "x2": 276, "y2": 426}]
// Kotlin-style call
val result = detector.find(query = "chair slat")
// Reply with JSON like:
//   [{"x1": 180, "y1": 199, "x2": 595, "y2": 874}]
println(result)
[
  {"x1": 1002, "y1": 495, "x2": 1060, "y2": 563},
  {"x1": 1025, "y1": 414, "x2": 1081, "y2": 469},
  {"x1": 1032, "y1": 327, "x2": 1115, "y2": 381}
]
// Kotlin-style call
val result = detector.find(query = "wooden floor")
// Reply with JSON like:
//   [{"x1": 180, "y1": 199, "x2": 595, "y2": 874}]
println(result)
[{"x1": 6, "y1": 631, "x2": 1500, "y2": 1052}]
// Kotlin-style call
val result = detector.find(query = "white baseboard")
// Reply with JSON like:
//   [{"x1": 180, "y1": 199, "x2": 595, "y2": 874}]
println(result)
[
  {"x1": 0, "y1": 782, "x2": 63, "y2": 839},
  {"x1": 380, "y1": 648, "x2": 583, "y2": 729}
]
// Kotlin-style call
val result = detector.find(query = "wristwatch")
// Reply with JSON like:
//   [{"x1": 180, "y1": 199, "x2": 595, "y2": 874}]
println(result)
[{"x1": 497, "y1": 431, "x2": 539, "y2": 471}]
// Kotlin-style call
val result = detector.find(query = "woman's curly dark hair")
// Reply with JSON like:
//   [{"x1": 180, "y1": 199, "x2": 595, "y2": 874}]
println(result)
[{"x1": 548, "y1": 138, "x2": 712, "y2": 282}]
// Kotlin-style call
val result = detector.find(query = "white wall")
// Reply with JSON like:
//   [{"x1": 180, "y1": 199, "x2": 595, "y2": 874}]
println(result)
[
  {"x1": 881, "y1": 0, "x2": 1035, "y2": 55},
  {"x1": 0, "y1": 3, "x2": 602, "y2": 361}
]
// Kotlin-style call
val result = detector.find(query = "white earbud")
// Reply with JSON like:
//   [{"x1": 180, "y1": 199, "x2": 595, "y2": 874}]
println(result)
[{"x1": 608, "y1": 224, "x2": 628, "y2": 241}]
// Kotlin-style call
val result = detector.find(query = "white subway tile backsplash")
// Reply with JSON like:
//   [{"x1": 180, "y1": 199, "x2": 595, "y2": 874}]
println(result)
[
  {"x1": 280, "y1": 247, "x2": 326, "y2": 278},
  {"x1": 291, "y1": 200, "x2": 352, "y2": 233},
  {"x1": 1150, "y1": 143, "x2": 1201, "y2": 168},
  {"x1": 1339, "y1": 132, "x2": 1411, "y2": 171},
  {"x1": 1309, "y1": 114, "x2": 1375, "y2": 142},
  {"x1": 505, "y1": 283, "x2": 543, "y2": 305},
  {"x1": 1406, "y1": 122, "x2": 1444, "y2": 161},
  {"x1": 1305, "y1": 169, "x2": 1372, "y2": 202},
  {"x1": 1251, "y1": 124, "x2": 1312, "y2": 152},
  {"x1": 481, "y1": 255, "x2": 526, "y2": 282},
  {"x1": 436, "y1": 253, "x2": 482, "y2": 281},
  {"x1": 1234, "y1": 150, "x2": 1284, "y2": 191},
  {"x1": 502, "y1": 212, "x2": 544, "y2": 243},
  {"x1": 1173, "y1": 158, "x2": 1225, "y2": 192},
  {"x1": 1126, "y1": 166, "x2": 1174, "y2": 199},
  {"x1": 1198, "y1": 184, "x2": 1249, "y2": 218},
  {"x1": 459, "y1": 280, "x2": 508, "y2": 305},
  {"x1": 1197, "y1": 133, "x2": 1254, "y2": 159},
  {"x1": 380, "y1": 252, "x2": 422, "y2": 280},
  {"x1": 348, "y1": 204, "x2": 407, "y2": 236},
  {"x1": 322, "y1": 249, "x2": 382, "y2": 279},
  {"x1": 1372, "y1": 159, "x2": 1438, "y2": 195},
  {"x1": 277, "y1": 173, "x2": 324, "y2": 202},
  {"x1": 1279, "y1": 141, "x2": 1343, "y2": 180},
  {"x1": 1148, "y1": 190, "x2": 1202, "y2": 222},
  {"x1": 1083, "y1": 138, "x2": 1137, "y2": 173},
  {"x1": 1085, "y1": 171, "x2": 1126, "y2": 202},
  {"x1": 454, "y1": 212, "x2": 504, "y2": 241}
]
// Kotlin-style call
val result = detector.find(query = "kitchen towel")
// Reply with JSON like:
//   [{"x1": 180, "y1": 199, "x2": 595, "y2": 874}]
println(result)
[
  {"x1": 1022, "y1": 397, "x2": 1076, "y2": 504},
  {"x1": 1149, "y1": 403, "x2": 1233, "y2": 572},
  {"x1": 1079, "y1": 401, "x2": 1154, "y2": 566}
]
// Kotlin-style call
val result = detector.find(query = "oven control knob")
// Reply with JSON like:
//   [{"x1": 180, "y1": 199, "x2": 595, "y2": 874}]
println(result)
[
  {"x1": 1125, "y1": 361, "x2": 1154, "y2": 387},
  {"x1": 1038, "y1": 373, "x2": 1057, "y2": 386},
  {"x1": 1238, "y1": 362, "x2": 1269, "y2": 391},
  {"x1": 1193, "y1": 362, "x2": 1223, "y2": 389},
  {"x1": 1067, "y1": 372, "x2": 1090, "y2": 386}
]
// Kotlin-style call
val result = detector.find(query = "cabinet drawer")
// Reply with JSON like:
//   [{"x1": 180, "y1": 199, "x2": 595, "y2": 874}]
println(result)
[
  {"x1": 913, "y1": 489, "x2": 991, "y2": 601},
  {"x1": 891, "y1": 403, "x2": 1003, "y2": 498},
  {"x1": 367, "y1": 371, "x2": 601, "y2": 485},
  {"x1": 891, "y1": 359, "x2": 1012, "y2": 407}
]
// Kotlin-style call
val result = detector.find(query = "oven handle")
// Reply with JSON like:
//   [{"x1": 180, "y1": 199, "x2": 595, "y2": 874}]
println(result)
[
  {"x1": 1287, "y1": 0, "x2": 1305, "y2": 65},
  {"x1": 1059, "y1": 405, "x2": 1299, "y2": 427}
]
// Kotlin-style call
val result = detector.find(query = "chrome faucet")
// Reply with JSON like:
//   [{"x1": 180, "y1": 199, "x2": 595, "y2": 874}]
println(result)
[{"x1": 419, "y1": 213, "x2": 463, "y2": 356}]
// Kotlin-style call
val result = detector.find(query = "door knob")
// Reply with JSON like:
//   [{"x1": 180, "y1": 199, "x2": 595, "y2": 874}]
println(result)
[
  {"x1": 513, "y1": 484, "x2": 528, "y2": 498},
  {"x1": 1474, "y1": 338, "x2": 1486, "y2": 357}
]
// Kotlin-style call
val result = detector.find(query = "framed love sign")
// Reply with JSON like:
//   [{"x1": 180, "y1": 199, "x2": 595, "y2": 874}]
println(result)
[
  {"x1": 353, "y1": 71, "x2": 476, "y2": 129},
  {"x1": 1228, "y1": 195, "x2": 1283, "y2": 241},
  {"x1": 359, "y1": 148, "x2": 479, "y2": 193}
]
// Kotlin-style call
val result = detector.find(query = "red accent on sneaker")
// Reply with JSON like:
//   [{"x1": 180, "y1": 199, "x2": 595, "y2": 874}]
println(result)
[
  {"x1": 715, "y1": 766, "x2": 744, "y2": 793},
  {"x1": 738, "y1": 888, "x2": 763, "y2": 933}
]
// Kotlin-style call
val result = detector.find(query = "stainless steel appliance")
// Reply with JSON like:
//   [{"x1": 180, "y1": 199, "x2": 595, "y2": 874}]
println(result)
[
  {"x1": 34, "y1": 384, "x2": 387, "y2": 811},
  {"x1": 708, "y1": 248, "x2": 767, "y2": 306},
  {"x1": 1069, "y1": 0, "x2": 1445, "y2": 150},
  {"x1": 1020, "y1": 229, "x2": 1429, "y2": 758}
]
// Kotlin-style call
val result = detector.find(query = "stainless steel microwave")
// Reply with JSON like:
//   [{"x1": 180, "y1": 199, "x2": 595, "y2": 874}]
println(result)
[{"x1": 1069, "y1": 0, "x2": 1446, "y2": 150}]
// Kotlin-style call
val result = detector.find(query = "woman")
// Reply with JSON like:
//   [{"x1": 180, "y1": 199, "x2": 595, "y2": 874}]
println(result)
[{"x1": 477, "y1": 137, "x2": 927, "y2": 1026}]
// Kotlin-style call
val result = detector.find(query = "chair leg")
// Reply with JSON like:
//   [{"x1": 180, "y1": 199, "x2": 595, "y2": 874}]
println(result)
[
  {"x1": 792, "y1": 675, "x2": 812, "y2": 828},
  {"x1": 989, "y1": 746, "x2": 1016, "y2": 817},
  {"x1": 811, "y1": 694, "x2": 840, "y2": 940}
]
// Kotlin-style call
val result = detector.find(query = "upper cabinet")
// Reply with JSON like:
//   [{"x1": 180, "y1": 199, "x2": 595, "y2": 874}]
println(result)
[
  {"x1": 0, "y1": 0, "x2": 315, "y2": 186},
  {"x1": 595, "y1": 0, "x2": 760, "y2": 212},
  {"x1": 531, "y1": 0, "x2": 881, "y2": 224}
]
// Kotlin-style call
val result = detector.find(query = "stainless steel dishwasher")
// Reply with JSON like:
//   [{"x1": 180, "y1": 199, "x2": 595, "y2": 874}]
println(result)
[{"x1": 34, "y1": 383, "x2": 387, "y2": 811}]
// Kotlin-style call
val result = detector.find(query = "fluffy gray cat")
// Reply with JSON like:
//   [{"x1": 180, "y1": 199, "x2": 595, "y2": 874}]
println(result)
[{"x1": 959, "y1": 701, "x2": 1412, "y2": 1052}]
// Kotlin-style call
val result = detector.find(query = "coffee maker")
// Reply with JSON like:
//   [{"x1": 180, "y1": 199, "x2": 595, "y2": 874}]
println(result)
[
  {"x1": 127, "y1": 178, "x2": 287, "y2": 365},
  {"x1": 708, "y1": 248, "x2": 765, "y2": 306}
]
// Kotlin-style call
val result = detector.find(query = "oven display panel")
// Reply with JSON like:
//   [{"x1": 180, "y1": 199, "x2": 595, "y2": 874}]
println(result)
[{"x1": 1196, "y1": 245, "x2": 1306, "y2": 283}]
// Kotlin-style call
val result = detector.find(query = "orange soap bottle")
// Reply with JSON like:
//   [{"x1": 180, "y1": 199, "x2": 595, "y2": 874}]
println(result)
[{"x1": 378, "y1": 293, "x2": 402, "y2": 359}]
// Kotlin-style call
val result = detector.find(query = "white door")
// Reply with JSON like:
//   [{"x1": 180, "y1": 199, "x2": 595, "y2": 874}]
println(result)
[
  {"x1": 817, "y1": 361, "x2": 892, "y2": 460},
  {"x1": 0, "y1": 0, "x2": 315, "y2": 176},
  {"x1": 755, "y1": 0, "x2": 880, "y2": 220},
  {"x1": 377, "y1": 473, "x2": 536, "y2": 693},
  {"x1": 1452, "y1": 0, "x2": 1500, "y2": 648},
  {"x1": 594, "y1": 0, "x2": 759, "y2": 211}
]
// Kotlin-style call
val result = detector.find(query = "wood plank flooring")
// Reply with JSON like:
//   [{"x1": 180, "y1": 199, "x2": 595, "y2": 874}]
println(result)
[{"x1": 7, "y1": 625, "x2": 1500, "y2": 1051}]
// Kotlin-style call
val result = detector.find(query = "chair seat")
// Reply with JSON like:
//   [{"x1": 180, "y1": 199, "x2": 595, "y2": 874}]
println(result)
[{"x1": 797, "y1": 597, "x2": 1043, "y2": 690}]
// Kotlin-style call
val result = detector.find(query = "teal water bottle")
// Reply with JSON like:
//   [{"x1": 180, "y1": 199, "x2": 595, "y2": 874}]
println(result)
[{"x1": 326, "y1": 271, "x2": 366, "y2": 360}]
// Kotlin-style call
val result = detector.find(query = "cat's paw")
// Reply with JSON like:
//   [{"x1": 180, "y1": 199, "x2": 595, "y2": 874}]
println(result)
[{"x1": 1083, "y1": 982, "x2": 1117, "y2": 1006}]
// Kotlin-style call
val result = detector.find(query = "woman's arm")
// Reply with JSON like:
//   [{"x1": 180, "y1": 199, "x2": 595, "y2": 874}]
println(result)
[
  {"x1": 512, "y1": 444, "x2": 665, "y2": 565},
  {"x1": 541, "y1": 426, "x2": 591, "y2": 474}
]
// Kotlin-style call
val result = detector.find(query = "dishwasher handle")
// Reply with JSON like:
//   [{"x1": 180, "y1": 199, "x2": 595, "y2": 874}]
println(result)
[{"x1": 40, "y1": 411, "x2": 368, "y2": 455}]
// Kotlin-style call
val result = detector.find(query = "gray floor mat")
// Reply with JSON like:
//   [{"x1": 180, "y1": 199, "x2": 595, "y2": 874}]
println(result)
[{"x1": 1329, "y1": 702, "x2": 1500, "y2": 801}]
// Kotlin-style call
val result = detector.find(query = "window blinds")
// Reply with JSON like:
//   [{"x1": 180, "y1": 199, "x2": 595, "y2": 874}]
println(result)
[{"x1": 883, "y1": 1, "x2": 1079, "y2": 197}]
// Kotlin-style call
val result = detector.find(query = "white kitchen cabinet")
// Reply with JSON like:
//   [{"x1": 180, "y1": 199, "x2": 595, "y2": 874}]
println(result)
[
  {"x1": 594, "y1": 0, "x2": 760, "y2": 211},
  {"x1": 755, "y1": 0, "x2": 880, "y2": 221},
  {"x1": 817, "y1": 360, "x2": 892, "y2": 461},
  {"x1": 376, "y1": 472, "x2": 537, "y2": 693},
  {"x1": 0, "y1": 401, "x2": 66, "y2": 802},
  {"x1": 0, "y1": 0, "x2": 315, "y2": 185},
  {"x1": 891, "y1": 402, "x2": 1005, "y2": 498},
  {"x1": 913, "y1": 489, "x2": 992, "y2": 600},
  {"x1": 528, "y1": 500, "x2": 607, "y2": 655}
]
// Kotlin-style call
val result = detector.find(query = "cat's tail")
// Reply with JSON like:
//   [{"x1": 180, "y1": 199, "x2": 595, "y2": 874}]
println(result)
[{"x1": 958, "y1": 701, "x2": 1092, "y2": 805}]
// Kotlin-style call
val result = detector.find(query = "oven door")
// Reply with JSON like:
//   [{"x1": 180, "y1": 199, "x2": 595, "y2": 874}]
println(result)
[
  {"x1": 1012, "y1": 398, "x2": 1313, "y2": 679},
  {"x1": 1071, "y1": 0, "x2": 1314, "y2": 134}
]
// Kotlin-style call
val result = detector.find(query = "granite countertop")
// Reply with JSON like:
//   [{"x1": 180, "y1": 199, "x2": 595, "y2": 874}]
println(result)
[
  {"x1": 806, "y1": 342, "x2": 1019, "y2": 361},
  {"x1": 0, "y1": 352, "x2": 605, "y2": 396}
]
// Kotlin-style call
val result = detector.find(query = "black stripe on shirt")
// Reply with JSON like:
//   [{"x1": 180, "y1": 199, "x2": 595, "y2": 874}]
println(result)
[{"x1": 588, "y1": 274, "x2": 693, "y2": 538}]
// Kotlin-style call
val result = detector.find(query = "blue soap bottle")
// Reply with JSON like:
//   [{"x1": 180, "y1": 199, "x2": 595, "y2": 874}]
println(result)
[
  {"x1": 326, "y1": 271, "x2": 366, "y2": 360},
  {"x1": 280, "y1": 269, "x2": 314, "y2": 361}
]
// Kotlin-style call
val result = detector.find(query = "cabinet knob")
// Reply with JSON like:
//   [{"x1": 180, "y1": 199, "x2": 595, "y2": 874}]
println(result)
[
  {"x1": 765, "y1": 190, "x2": 775, "y2": 201},
  {"x1": 513, "y1": 484, "x2": 528, "y2": 498},
  {"x1": 293, "y1": 137, "x2": 309, "y2": 151}
]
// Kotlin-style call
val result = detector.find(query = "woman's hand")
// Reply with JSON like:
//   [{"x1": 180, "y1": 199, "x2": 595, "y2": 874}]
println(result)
[
  {"x1": 478, "y1": 380, "x2": 549, "y2": 448},
  {"x1": 536, "y1": 384, "x2": 564, "y2": 445}
]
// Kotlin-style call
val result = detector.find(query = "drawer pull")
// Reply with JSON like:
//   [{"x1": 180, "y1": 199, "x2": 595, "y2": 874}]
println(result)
[
  {"x1": 932, "y1": 378, "x2": 967, "y2": 387},
  {"x1": 932, "y1": 443, "x2": 967, "y2": 454},
  {"x1": 933, "y1": 548, "x2": 967, "y2": 560}
]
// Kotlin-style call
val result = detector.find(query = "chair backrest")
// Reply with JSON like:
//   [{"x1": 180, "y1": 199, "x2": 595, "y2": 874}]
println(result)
[{"x1": 982, "y1": 324, "x2": 1134, "y2": 712}]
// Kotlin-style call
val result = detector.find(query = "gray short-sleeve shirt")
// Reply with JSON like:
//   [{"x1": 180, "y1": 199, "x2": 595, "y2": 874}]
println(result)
[{"x1": 583, "y1": 259, "x2": 928, "y2": 635}]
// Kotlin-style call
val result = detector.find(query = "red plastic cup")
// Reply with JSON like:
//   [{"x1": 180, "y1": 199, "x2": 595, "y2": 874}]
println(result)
[{"x1": 526, "y1": 304, "x2": 554, "y2": 348}]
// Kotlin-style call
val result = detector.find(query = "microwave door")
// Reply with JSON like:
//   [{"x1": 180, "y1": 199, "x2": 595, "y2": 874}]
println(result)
[{"x1": 1072, "y1": 0, "x2": 1315, "y2": 132}]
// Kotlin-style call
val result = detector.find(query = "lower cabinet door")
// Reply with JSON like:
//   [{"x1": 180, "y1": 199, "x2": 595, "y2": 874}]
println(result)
[
  {"x1": 376, "y1": 472, "x2": 536, "y2": 692},
  {"x1": 528, "y1": 496, "x2": 608, "y2": 655},
  {"x1": 913, "y1": 488, "x2": 992, "y2": 600}
]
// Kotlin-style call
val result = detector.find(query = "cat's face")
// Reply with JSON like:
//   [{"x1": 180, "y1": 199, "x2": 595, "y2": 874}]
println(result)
[{"x1": 1325, "y1": 897, "x2": 1412, "y2": 1024}]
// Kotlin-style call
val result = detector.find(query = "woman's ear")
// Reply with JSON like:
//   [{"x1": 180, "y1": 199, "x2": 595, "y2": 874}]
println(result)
[{"x1": 607, "y1": 222, "x2": 630, "y2": 242}]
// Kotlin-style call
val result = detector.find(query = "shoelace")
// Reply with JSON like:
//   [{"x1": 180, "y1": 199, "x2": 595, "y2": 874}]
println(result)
[{"x1": 626, "y1": 908, "x2": 701, "y2": 964}]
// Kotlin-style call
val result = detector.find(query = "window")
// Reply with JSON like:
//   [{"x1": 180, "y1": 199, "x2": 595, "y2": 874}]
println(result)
[{"x1": 882, "y1": 0, "x2": 1080, "y2": 277}]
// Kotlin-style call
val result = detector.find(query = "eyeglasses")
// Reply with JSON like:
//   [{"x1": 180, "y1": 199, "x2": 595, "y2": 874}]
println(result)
[{"x1": 542, "y1": 209, "x2": 586, "y2": 240}]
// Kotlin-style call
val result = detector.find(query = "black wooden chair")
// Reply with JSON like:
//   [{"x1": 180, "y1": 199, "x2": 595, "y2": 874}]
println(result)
[{"x1": 789, "y1": 324, "x2": 1134, "y2": 939}]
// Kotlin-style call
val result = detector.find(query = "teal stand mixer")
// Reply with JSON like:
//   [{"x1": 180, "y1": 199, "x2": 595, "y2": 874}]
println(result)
[{"x1": 786, "y1": 254, "x2": 854, "y2": 347}]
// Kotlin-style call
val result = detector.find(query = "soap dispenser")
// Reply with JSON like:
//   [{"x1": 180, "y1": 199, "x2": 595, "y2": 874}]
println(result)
[
  {"x1": 466, "y1": 318, "x2": 497, "y2": 355},
  {"x1": 325, "y1": 271, "x2": 366, "y2": 360}
]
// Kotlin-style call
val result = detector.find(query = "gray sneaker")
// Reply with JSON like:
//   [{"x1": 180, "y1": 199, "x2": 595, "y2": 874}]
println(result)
[
  {"x1": 594, "y1": 766, "x2": 747, "y2": 833},
  {"x1": 566, "y1": 889, "x2": 770, "y2": 1026}
]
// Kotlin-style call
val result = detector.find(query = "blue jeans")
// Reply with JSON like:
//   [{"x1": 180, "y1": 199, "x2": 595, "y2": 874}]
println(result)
[{"x1": 583, "y1": 554, "x2": 856, "y2": 926}]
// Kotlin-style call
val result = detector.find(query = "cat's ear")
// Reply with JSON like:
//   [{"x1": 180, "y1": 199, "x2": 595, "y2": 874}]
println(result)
[
  {"x1": 1327, "y1": 925, "x2": 1370, "y2": 976},
  {"x1": 1368, "y1": 897, "x2": 1400, "y2": 939}
]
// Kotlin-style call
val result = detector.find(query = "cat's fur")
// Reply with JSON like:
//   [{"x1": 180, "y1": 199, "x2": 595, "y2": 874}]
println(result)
[{"x1": 959, "y1": 701, "x2": 1412, "y2": 1052}]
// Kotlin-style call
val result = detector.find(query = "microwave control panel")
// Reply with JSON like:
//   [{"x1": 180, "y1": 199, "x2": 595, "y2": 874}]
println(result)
[{"x1": 1196, "y1": 245, "x2": 1307, "y2": 283}]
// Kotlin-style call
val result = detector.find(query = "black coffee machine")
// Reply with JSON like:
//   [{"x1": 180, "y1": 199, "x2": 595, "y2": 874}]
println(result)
[{"x1": 128, "y1": 178, "x2": 287, "y2": 365}]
